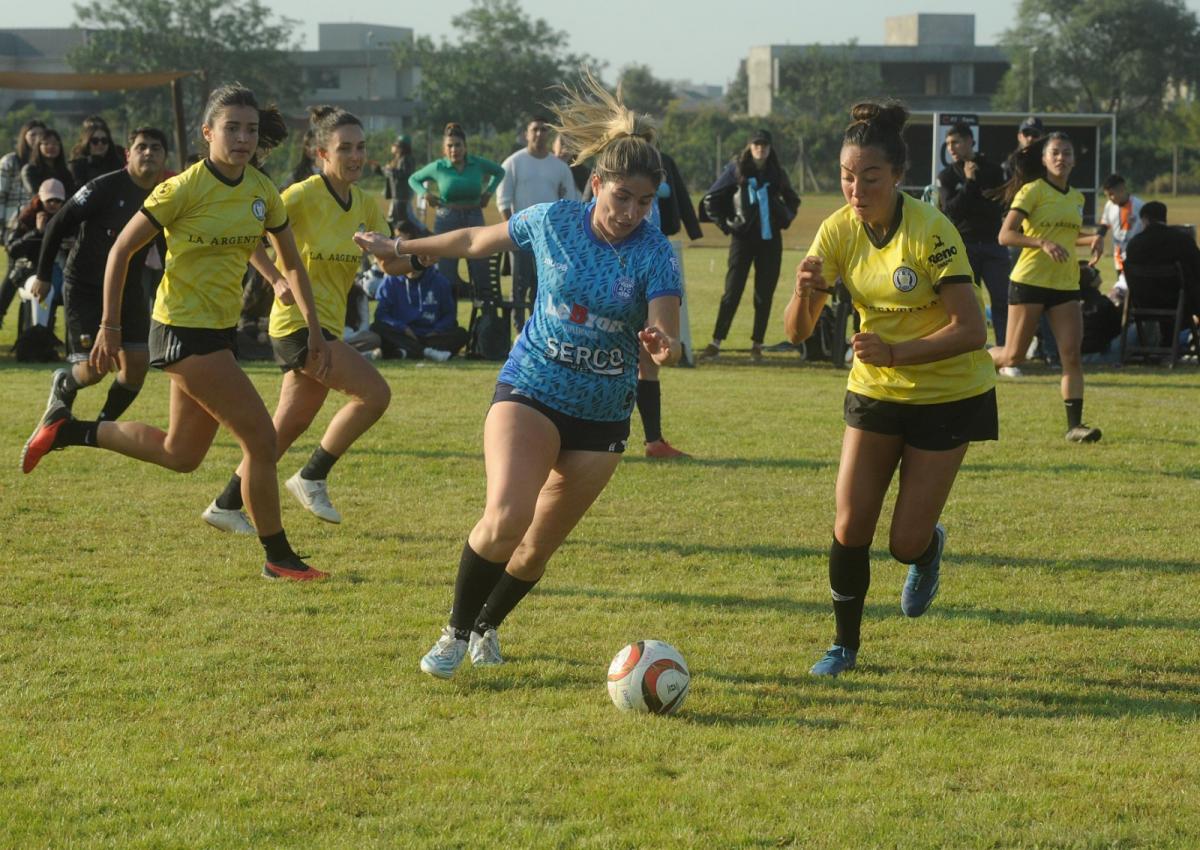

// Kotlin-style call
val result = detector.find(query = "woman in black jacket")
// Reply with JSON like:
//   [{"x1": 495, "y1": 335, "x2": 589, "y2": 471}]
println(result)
[
  {"x1": 699, "y1": 129, "x2": 800, "y2": 361},
  {"x1": 21, "y1": 129, "x2": 75, "y2": 201},
  {"x1": 67, "y1": 116, "x2": 126, "y2": 187}
]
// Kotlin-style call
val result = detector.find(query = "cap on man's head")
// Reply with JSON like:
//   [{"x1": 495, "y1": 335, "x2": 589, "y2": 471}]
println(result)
[
  {"x1": 750, "y1": 128, "x2": 773, "y2": 145},
  {"x1": 1140, "y1": 201, "x2": 1167, "y2": 223},
  {"x1": 395, "y1": 134, "x2": 411, "y2": 146},
  {"x1": 1019, "y1": 116, "x2": 1045, "y2": 134},
  {"x1": 38, "y1": 178, "x2": 66, "y2": 202}
]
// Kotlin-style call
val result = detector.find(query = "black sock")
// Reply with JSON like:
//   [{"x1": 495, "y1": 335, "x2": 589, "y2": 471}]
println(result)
[
  {"x1": 636, "y1": 378, "x2": 663, "y2": 443},
  {"x1": 259, "y1": 530, "x2": 295, "y2": 563},
  {"x1": 449, "y1": 542, "x2": 508, "y2": 639},
  {"x1": 97, "y1": 381, "x2": 140, "y2": 422},
  {"x1": 829, "y1": 537, "x2": 871, "y2": 652},
  {"x1": 56, "y1": 419, "x2": 100, "y2": 448},
  {"x1": 1065, "y1": 398, "x2": 1083, "y2": 430},
  {"x1": 215, "y1": 473, "x2": 243, "y2": 510},
  {"x1": 475, "y1": 573, "x2": 539, "y2": 633},
  {"x1": 300, "y1": 446, "x2": 339, "y2": 481},
  {"x1": 913, "y1": 531, "x2": 940, "y2": 568}
]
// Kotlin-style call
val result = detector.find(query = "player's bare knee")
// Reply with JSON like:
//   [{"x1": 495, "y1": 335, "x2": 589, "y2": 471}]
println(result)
[
  {"x1": 478, "y1": 506, "x2": 533, "y2": 551},
  {"x1": 889, "y1": 530, "x2": 929, "y2": 564}
]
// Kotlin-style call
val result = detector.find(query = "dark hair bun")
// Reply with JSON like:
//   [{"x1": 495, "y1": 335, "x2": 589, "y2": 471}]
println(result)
[
  {"x1": 308, "y1": 105, "x2": 338, "y2": 123},
  {"x1": 850, "y1": 101, "x2": 909, "y2": 133}
]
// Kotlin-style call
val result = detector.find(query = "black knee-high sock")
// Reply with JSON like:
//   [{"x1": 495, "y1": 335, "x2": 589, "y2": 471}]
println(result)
[
  {"x1": 98, "y1": 381, "x2": 140, "y2": 422},
  {"x1": 215, "y1": 473, "x2": 243, "y2": 510},
  {"x1": 829, "y1": 538, "x2": 871, "y2": 651},
  {"x1": 475, "y1": 573, "x2": 539, "y2": 633},
  {"x1": 914, "y1": 531, "x2": 940, "y2": 568},
  {"x1": 636, "y1": 378, "x2": 662, "y2": 443},
  {"x1": 449, "y1": 542, "x2": 508, "y2": 638},
  {"x1": 300, "y1": 446, "x2": 339, "y2": 481},
  {"x1": 1064, "y1": 398, "x2": 1083, "y2": 430}
]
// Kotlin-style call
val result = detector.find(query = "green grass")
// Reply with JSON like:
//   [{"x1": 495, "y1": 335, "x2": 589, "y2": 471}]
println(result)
[{"x1": 2, "y1": 216, "x2": 1200, "y2": 849}]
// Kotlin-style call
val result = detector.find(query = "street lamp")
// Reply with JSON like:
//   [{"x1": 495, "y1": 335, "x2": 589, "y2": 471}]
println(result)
[{"x1": 1028, "y1": 46, "x2": 1038, "y2": 112}]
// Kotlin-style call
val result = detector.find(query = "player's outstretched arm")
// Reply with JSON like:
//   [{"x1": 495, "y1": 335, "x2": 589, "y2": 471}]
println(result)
[{"x1": 354, "y1": 221, "x2": 515, "y2": 267}]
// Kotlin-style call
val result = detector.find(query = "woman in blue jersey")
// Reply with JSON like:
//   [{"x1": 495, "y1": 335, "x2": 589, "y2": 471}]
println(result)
[
  {"x1": 356, "y1": 72, "x2": 683, "y2": 678},
  {"x1": 784, "y1": 102, "x2": 996, "y2": 677}
]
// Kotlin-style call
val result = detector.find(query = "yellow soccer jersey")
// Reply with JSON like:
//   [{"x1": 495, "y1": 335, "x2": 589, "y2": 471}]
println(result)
[
  {"x1": 1009, "y1": 178, "x2": 1085, "y2": 291},
  {"x1": 808, "y1": 193, "x2": 995, "y2": 404},
  {"x1": 268, "y1": 175, "x2": 388, "y2": 338},
  {"x1": 143, "y1": 160, "x2": 287, "y2": 328}
]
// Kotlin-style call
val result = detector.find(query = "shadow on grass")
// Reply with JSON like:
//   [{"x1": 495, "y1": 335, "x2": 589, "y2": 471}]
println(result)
[
  {"x1": 539, "y1": 584, "x2": 1200, "y2": 632},
  {"x1": 590, "y1": 539, "x2": 1200, "y2": 576},
  {"x1": 351, "y1": 446, "x2": 839, "y2": 473}
]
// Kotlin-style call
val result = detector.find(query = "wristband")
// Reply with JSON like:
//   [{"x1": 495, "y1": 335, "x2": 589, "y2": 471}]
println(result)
[
  {"x1": 100, "y1": 322, "x2": 121, "y2": 332},
  {"x1": 393, "y1": 238, "x2": 404, "y2": 257},
  {"x1": 409, "y1": 254, "x2": 427, "y2": 272}
]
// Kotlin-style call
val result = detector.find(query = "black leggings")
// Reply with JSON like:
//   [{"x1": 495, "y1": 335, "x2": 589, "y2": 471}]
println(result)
[{"x1": 712, "y1": 232, "x2": 782, "y2": 344}]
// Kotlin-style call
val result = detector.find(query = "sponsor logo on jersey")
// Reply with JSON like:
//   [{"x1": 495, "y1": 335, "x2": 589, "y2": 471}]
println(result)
[
  {"x1": 75, "y1": 184, "x2": 93, "y2": 206},
  {"x1": 543, "y1": 257, "x2": 569, "y2": 274},
  {"x1": 893, "y1": 266, "x2": 919, "y2": 292},
  {"x1": 544, "y1": 337, "x2": 625, "y2": 375},
  {"x1": 927, "y1": 237, "x2": 958, "y2": 266},
  {"x1": 154, "y1": 181, "x2": 175, "y2": 198},
  {"x1": 251, "y1": 198, "x2": 267, "y2": 221},
  {"x1": 547, "y1": 296, "x2": 626, "y2": 333}
]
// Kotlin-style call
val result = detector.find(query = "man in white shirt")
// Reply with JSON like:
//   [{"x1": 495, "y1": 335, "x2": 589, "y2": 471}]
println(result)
[
  {"x1": 1092, "y1": 173, "x2": 1145, "y2": 297},
  {"x1": 497, "y1": 116, "x2": 576, "y2": 330}
]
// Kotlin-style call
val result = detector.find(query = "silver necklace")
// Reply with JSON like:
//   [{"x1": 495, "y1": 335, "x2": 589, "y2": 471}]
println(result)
[{"x1": 595, "y1": 221, "x2": 627, "y2": 271}]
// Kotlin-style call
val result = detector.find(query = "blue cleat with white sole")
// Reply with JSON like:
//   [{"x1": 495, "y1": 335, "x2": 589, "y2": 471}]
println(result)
[
  {"x1": 901, "y1": 523, "x2": 945, "y2": 618},
  {"x1": 809, "y1": 645, "x2": 857, "y2": 677}
]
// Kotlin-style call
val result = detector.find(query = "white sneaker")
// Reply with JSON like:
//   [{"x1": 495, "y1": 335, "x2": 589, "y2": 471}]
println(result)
[
  {"x1": 998, "y1": 366, "x2": 1024, "y2": 378},
  {"x1": 420, "y1": 625, "x2": 469, "y2": 678},
  {"x1": 468, "y1": 628, "x2": 504, "y2": 666},
  {"x1": 201, "y1": 500, "x2": 254, "y2": 534},
  {"x1": 285, "y1": 471, "x2": 342, "y2": 523},
  {"x1": 423, "y1": 347, "x2": 452, "y2": 363}
]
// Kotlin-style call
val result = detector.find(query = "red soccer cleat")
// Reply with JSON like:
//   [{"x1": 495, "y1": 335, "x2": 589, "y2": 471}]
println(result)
[
  {"x1": 21, "y1": 406, "x2": 71, "y2": 474},
  {"x1": 644, "y1": 439, "x2": 691, "y2": 460},
  {"x1": 262, "y1": 555, "x2": 329, "y2": 581}
]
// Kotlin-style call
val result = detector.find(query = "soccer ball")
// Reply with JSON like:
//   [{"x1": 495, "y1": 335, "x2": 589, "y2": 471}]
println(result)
[{"x1": 606, "y1": 640, "x2": 690, "y2": 715}]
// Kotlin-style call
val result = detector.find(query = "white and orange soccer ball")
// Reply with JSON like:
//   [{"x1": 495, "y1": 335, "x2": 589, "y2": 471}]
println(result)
[{"x1": 606, "y1": 640, "x2": 690, "y2": 715}]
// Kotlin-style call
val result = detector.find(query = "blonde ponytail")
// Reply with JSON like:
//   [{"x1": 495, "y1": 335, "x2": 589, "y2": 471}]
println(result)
[{"x1": 550, "y1": 69, "x2": 663, "y2": 185}]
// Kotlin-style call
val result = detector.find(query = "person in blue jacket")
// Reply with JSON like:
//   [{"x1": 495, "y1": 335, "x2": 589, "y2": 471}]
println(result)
[{"x1": 370, "y1": 221, "x2": 468, "y2": 361}]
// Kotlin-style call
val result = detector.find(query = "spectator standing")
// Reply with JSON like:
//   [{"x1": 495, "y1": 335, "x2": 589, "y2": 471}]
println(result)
[
  {"x1": 698, "y1": 128, "x2": 801, "y2": 362},
  {"x1": 67, "y1": 116, "x2": 126, "y2": 187},
  {"x1": 383, "y1": 134, "x2": 418, "y2": 232},
  {"x1": 21, "y1": 129, "x2": 75, "y2": 201},
  {"x1": 1092, "y1": 174, "x2": 1145, "y2": 298},
  {"x1": 0, "y1": 119, "x2": 48, "y2": 327},
  {"x1": 937, "y1": 121, "x2": 1009, "y2": 346},
  {"x1": 498, "y1": 116, "x2": 576, "y2": 330},
  {"x1": 408, "y1": 123, "x2": 505, "y2": 300}
]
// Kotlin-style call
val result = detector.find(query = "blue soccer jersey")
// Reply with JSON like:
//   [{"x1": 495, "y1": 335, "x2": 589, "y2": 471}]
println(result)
[{"x1": 500, "y1": 200, "x2": 682, "y2": 421}]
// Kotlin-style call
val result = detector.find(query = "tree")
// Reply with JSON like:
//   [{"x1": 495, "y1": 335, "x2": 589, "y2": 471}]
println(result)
[
  {"x1": 993, "y1": 0, "x2": 1200, "y2": 116},
  {"x1": 398, "y1": 0, "x2": 596, "y2": 138},
  {"x1": 617, "y1": 64, "x2": 675, "y2": 117},
  {"x1": 70, "y1": 0, "x2": 303, "y2": 150}
]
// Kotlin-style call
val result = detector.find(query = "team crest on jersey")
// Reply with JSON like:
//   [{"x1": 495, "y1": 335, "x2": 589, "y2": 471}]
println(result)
[
  {"x1": 612, "y1": 276, "x2": 635, "y2": 303},
  {"x1": 251, "y1": 197, "x2": 267, "y2": 221},
  {"x1": 893, "y1": 266, "x2": 919, "y2": 292},
  {"x1": 155, "y1": 181, "x2": 175, "y2": 198}
]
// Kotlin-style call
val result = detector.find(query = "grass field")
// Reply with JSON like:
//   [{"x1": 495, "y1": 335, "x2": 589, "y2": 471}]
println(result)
[{"x1": 2, "y1": 199, "x2": 1199, "y2": 848}]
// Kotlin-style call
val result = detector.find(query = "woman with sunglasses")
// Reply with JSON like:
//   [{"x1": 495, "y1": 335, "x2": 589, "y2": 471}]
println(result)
[{"x1": 69, "y1": 116, "x2": 126, "y2": 187}]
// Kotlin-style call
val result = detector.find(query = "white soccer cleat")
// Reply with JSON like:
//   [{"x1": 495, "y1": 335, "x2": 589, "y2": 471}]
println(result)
[
  {"x1": 422, "y1": 347, "x2": 452, "y2": 363},
  {"x1": 998, "y1": 366, "x2": 1024, "y2": 378},
  {"x1": 285, "y1": 471, "x2": 342, "y2": 523},
  {"x1": 201, "y1": 500, "x2": 255, "y2": 534},
  {"x1": 468, "y1": 628, "x2": 504, "y2": 666},
  {"x1": 420, "y1": 626, "x2": 469, "y2": 678}
]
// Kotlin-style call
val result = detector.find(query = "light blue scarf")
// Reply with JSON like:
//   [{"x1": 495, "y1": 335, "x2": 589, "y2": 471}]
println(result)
[{"x1": 747, "y1": 177, "x2": 772, "y2": 239}]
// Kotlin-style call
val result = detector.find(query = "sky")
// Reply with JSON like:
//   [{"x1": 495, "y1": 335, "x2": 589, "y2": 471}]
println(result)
[{"x1": 10, "y1": 0, "x2": 1200, "y2": 87}]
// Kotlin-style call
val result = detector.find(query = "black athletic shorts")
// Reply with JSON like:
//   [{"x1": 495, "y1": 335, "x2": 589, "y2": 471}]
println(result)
[
  {"x1": 271, "y1": 327, "x2": 338, "y2": 372},
  {"x1": 63, "y1": 280, "x2": 150, "y2": 362},
  {"x1": 844, "y1": 388, "x2": 998, "y2": 451},
  {"x1": 149, "y1": 320, "x2": 237, "y2": 369},
  {"x1": 491, "y1": 382, "x2": 630, "y2": 453},
  {"x1": 1008, "y1": 281, "x2": 1082, "y2": 307}
]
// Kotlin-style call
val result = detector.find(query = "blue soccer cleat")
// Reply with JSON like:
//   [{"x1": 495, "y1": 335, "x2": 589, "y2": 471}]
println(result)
[
  {"x1": 809, "y1": 645, "x2": 857, "y2": 677},
  {"x1": 901, "y1": 523, "x2": 945, "y2": 618}
]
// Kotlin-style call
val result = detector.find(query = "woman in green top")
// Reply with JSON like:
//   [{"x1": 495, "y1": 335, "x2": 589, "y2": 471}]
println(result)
[{"x1": 409, "y1": 122, "x2": 505, "y2": 300}]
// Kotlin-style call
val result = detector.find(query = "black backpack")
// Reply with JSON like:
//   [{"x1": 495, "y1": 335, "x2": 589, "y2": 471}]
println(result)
[
  {"x1": 801, "y1": 305, "x2": 839, "y2": 362},
  {"x1": 13, "y1": 323, "x2": 62, "y2": 363},
  {"x1": 468, "y1": 308, "x2": 511, "y2": 361}
]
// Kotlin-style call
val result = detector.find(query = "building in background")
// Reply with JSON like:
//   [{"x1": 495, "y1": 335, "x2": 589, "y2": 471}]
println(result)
[
  {"x1": 0, "y1": 23, "x2": 419, "y2": 131},
  {"x1": 747, "y1": 14, "x2": 1009, "y2": 117}
]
